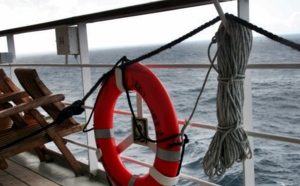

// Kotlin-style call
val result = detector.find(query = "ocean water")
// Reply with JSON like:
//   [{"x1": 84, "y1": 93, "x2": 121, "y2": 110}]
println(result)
[{"x1": 14, "y1": 34, "x2": 300, "y2": 185}]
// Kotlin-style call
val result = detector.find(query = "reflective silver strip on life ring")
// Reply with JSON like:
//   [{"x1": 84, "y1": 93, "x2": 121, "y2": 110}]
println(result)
[
  {"x1": 94, "y1": 129, "x2": 114, "y2": 139},
  {"x1": 149, "y1": 167, "x2": 179, "y2": 186},
  {"x1": 127, "y1": 175, "x2": 138, "y2": 186},
  {"x1": 115, "y1": 67, "x2": 125, "y2": 92},
  {"x1": 156, "y1": 147, "x2": 180, "y2": 162}
]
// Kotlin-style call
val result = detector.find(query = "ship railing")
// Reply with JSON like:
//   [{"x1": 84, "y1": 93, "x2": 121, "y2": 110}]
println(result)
[
  {"x1": 62, "y1": 83, "x2": 300, "y2": 186},
  {"x1": 0, "y1": 62, "x2": 299, "y2": 185},
  {"x1": 0, "y1": 1, "x2": 298, "y2": 185}
]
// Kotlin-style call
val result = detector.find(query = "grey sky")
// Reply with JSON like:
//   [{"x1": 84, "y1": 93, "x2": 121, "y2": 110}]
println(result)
[{"x1": 0, "y1": 0, "x2": 300, "y2": 54}]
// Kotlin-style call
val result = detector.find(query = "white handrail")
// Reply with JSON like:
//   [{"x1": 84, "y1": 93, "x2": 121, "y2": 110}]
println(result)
[{"x1": 1, "y1": 63, "x2": 300, "y2": 69}]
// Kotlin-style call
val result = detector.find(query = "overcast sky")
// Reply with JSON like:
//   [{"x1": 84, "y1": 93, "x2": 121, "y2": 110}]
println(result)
[{"x1": 0, "y1": 0, "x2": 300, "y2": 54}]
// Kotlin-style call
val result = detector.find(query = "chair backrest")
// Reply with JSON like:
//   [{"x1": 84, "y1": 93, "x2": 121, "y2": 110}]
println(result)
[
  {"x1": 14, "y1": 68, "x2": 78, "y2": 127},
  {"x1": 0, "y1": 69, "x2": 31, "y2": 104},
  {"x1": 0, "y1": 69, "x2": 31, "y2": 128}
]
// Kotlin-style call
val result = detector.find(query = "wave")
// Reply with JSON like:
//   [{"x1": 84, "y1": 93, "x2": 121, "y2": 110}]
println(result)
[{"x1": 215, "y1": 172, "x2": 243, "y2": 186}]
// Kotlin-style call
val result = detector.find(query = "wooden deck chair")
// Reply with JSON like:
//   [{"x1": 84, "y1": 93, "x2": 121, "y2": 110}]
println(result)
[
  {"x1": 0, "y1": 69, "x2": 83, "y2": 176},
  {"x1": 0, "y1": 89, "x2": 83, "y2": 176},
  {"x1": 14, "y1": 69, "x2": 81, "y2": 134},
  {"x1": 0, "y1": 93, "x2": 13, "y2": 131},
  {"x1": 0, "y1": 69, "x2": 42, "y2": 127},
  {"x1": 0, "y1": 69, "x2": 51, "y2": 164}
]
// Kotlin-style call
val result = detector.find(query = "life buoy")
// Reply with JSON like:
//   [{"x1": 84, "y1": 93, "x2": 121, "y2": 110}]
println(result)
[{"x1": 94, "y1": 63, "x2": 181, "y2": 186}]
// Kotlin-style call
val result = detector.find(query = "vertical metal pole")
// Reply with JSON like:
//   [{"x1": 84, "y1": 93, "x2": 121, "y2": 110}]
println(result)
[
  {"x1": 238, "y1": 0, "x2": 250, "y2": 21},
  {"x1": 6, "y1": 34, "x2": 17, "y2": 81},
  {"x1": 238, "y1": 0, "x2": 255, "y2": 186},
  {"x1": 77, "y1": 23, "x2": 98, "y2": 175},
  {"x1": 7, "y1": 34, "x2": 16, "y2": 63}
]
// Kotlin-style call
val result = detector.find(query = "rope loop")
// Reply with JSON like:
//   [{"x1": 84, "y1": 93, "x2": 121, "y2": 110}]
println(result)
[
  {"x1": 217, "y1": 74, "x2": 245, "y2": 85},
  {"x1": 211, "y1": 35, "x2": 217, "y2": 44},
  {"x1": 216, "y1": 123, "x2": 242, "y2": 133}
]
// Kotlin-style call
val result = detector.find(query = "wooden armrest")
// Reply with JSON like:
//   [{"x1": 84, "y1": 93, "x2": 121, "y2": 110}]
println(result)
[
  {"x1": 0, "y1": 91, "x2": 29, "y2": 105},
  {"x1": 0, "y1": 94, "x2": 65, "y2": 118}
]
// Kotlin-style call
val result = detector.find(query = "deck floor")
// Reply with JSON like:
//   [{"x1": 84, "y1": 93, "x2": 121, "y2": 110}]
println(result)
[
  {"x1": 0, "y1": 152, "x2": 107, "y2": 186},
  {"x1": 0, "y1": 159, "x2": 59, "y2": 186}
]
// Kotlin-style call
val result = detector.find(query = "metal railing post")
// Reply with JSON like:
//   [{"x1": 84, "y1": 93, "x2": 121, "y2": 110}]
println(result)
[
  {"x1": 77, "y1": 23, "x2": 98, "y2": 175},
  {"x1": 6, "y1": 34, "x2": 16, "y2": 78},
  {"x1": 6, "y1": 34, "x2": 16, "y2": 63},
  {"x1": 238, "y1": 0, "x2": 255, "y2": 185}
]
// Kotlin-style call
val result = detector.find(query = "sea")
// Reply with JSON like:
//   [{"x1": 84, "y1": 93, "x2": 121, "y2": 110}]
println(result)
[{"x1": 12, "y1": 34, "x2": 300, "y2": 186}]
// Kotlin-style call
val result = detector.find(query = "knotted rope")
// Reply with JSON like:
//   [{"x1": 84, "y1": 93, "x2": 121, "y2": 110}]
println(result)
[{"x1": 202, "y1": 18, "x2": 253, "y2": 178}]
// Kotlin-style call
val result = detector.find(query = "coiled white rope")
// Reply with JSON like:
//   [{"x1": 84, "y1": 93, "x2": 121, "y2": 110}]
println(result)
[{"x1": 202, "y1": 18, "x2": 253, "y2": 178}]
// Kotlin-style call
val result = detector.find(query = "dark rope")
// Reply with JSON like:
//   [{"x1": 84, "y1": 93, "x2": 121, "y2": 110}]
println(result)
[
  {"x1": 120, "y1": 64, "x2": 189, "y2": 182},
  {"x1": 82, "y1": 16, "x2": 221, "y2": 132},
  {"x1": 226, "y1": 13, "x2": 300, "y2": 52},
  {"x1": 81, "y1": 15, "x2": 221, "y2": 104},
  {"x1": 120, "y1": 65, "x2": 181, "y2": 145},
  {"x1": 0, "y1": 100, "x2": 87, "y2": 150},
  {"x1": 176, "y1": 134, "x2": 189, "y2": 176},
  {"x1": 81, "y1": 56, "x2": 128, "y2": 103},
  {"x1": 55, "y1": 100, "x2": 85, "y2": 124},
  {"x1": 122, "y1": 16, "x2": 221, "y2": 68},
  {"x1": 106, "y1": 175, "x2": 113, "y2": 186},
  {"x1": 80, "y1": 14, "x2": 300, "y2": 118},
  {"x1": 82, "y1": 56, "x2": 129, "y2": 132},
  {"x1": 0, "y1": 121, "x2": 55, "y2": 151}
]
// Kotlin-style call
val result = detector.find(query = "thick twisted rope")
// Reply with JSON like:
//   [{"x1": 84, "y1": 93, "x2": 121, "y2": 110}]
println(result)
[{"x1": 202, "y1": 18, "x2": 253, "y2": 178}]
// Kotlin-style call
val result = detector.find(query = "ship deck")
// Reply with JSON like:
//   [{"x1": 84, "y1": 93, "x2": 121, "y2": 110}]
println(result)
[{"x1": 0, "y1": 151, "x2": 107, "y2": 186}]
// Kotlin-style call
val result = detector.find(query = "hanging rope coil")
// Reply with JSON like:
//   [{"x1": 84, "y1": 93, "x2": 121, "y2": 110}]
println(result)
[{"x1": 202, "y1": 18, "x2": 253, "y2": 178}]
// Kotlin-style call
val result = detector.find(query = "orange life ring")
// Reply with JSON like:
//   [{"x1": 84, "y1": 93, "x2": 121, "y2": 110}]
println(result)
[{"x1": 94, "y1": 62, "x2": 181, "y2": 185}]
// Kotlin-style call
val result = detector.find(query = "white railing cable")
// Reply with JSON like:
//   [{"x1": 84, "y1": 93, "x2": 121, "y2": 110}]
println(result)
[
  {"x1": 64, "y1": 138, "x2": 97, "y2": 151},
  {"x1": 65, "y1": 102, "x2": 300, "y2": 145}
]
